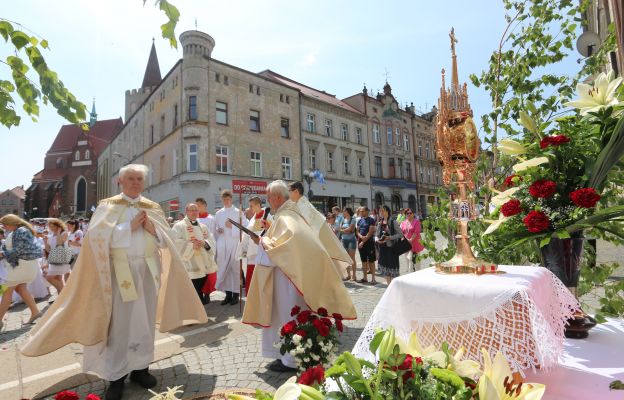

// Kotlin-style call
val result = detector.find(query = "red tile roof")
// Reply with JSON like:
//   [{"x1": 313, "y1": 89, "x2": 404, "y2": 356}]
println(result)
[
  {"x1": 258, "y1": 70, "x2": 363, "y2": 115},
  {"x1": 48, "y1": 118, "x2": 123, "y2": 156},
  {"x1": 10, "y1": 186, "x2": 25, "y2": 199}
]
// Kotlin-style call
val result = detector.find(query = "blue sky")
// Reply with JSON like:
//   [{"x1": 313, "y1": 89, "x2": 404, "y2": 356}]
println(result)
[{"x1": 0, "y1": 0, "x2": 581, "y2": 190}]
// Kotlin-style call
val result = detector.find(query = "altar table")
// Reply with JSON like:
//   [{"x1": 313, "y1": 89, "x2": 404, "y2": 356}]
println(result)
[{"x1": 352, "y1": 265, "x2": 579, "y2": 373}]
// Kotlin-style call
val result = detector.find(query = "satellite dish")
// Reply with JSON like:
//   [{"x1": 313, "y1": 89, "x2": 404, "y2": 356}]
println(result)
[{"x1": 576, "y1": 31, "x2": 601, "y2": 57}]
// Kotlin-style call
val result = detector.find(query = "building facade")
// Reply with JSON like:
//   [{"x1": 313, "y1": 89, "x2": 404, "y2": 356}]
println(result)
[
  {"x1": 26, "y1": 111, "x2": 122, "y2": 219},
  {"x1": 0, "y1": 186, "x2": 25, "y2": 217},
  {"x1": 98, "y1": 31, "x2": 302, "y2": 215},
  {"x1": 584, "y1": 0, "x2": 623, "y2": 76},
  {"x1": 412, "y1": 109, "x2": 442, "y2": 215},
  {"x1": 260, "y1": 70, "x2": 371, "y2": 212}
]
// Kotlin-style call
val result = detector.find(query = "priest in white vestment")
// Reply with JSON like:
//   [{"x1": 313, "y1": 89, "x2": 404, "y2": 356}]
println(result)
[
  {"x1": 21, "y1": 164, "x2": 207, "y2": 400},
  {"x1": 214, "y1": 189, "x2": 247, "y2": 305},
  {"x1": 244, "y1": 180, "x2": 356, "y2": 372}
]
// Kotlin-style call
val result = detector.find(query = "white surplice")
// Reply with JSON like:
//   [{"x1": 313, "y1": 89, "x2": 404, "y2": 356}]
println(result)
[
  {"x1": 256, "y1": 244, "x2": 306, "y2": 368},
  {"x1": 214, "y1": 206, "x2": 247, "y2": 293},
  {"x1": 82, "y1": 194, "x2": 165, "y2": 381}
]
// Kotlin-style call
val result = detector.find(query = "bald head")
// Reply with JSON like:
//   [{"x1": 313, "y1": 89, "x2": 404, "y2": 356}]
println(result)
[{"x1": 185, "y1": 202, "x2": 199, "y2": 221}]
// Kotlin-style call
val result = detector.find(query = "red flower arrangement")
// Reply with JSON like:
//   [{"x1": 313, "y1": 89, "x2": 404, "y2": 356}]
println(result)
[
  {"x1": 570, "y1": 188, "x2": 601, "y2": 208},
  {"x1": 528, "y1": 179, "x2": 557, "y2": 198},
  {"x1": 54, "y1": 391, "x2": 100, "y2": 400},
  {"x1": 279, "y1": 306, "x2": 343, "y2": 372},
  {"x1": 539, "y1": 134, "x2": 570, "y2": 149},
  {"x1": 297, "y1": 365, "x2": 325, "y2": 385},
  {"x1": 501, "y1": 199, "x2": 522, "y2": 217},
  {"x1": 523, "y1": 211, "x2": 550, "y2": 233},
  {"x1": 503, "y1": 174, "x2": 522, "y2": 187}
]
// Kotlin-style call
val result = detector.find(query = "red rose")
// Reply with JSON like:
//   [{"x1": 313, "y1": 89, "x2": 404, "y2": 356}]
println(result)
[
  {"x1": 399, "y1": 354, "x2": 414, "y2": 370},
  {"x1": 313, "y1": 319, "x2": 329, "y2": 336},
  {"x1": 540, "y1": 134, "x2": 570, "y2": 149},
  {"x1": 54, "y1": 391, "x2": 80, "y2": 400},
  {"x1": 528, "y1": 179, "x2": 557, "y2": 198},
  {"x1": 503, "y1": 174, "x2": 522, "y2": 187},
  {"x1": 523, "y1": 211, "x2": 550, "y2": 233},
  {"x1": 86, "y1": 395, "x2": 102, "y2": 400},
  {"x1": 297, "y1": 310, "x2": 312, "y2": 324},
  {"x1": 335, "y1": 319, "x2": 344, "y2": 332},
  {"x1": 570, "y1": 188, "x2": 601, "y2": 208},
  {"x1": 317, "y1": 307, "x2": 328, "y2": 317},
  {"x1": 280, "y1": 320, "x2": 297, "y2": 337},
  {"x1": 321, "y1": 317, "x2": 332, "y2": 327},
  {"x1": 295, "y1": 329, "x2": 307, "y2": 337},
  {"x1": 501, "y1": 199, "x2": 522, "y2": 217},
  {"x1": 332, "y1": 313, "x2": 343, "y2": 320},
  {"x1": 291, "y1": 305, "x2": 301, "y2": 317},
  {"x1": 298, "y1": 365, "x2": 325, "y2": 385},
  {"x1": 415, "y1": 356, "x2": 423, "y2": 364}
]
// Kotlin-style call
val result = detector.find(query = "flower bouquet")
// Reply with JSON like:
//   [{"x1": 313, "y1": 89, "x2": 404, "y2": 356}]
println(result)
[
  {"x1": 230, "y1": 327, "x2": 546, "y2": 400},
  {"x1": 54, "y1": 390, "x2": 101, "y2": 400},
  {"x1": 278, "y1": 306, "x2": 343, "y2": 379}
]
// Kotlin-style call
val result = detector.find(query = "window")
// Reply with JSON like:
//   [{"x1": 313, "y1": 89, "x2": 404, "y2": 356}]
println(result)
[
  {"x1": 405, "y1": 162, "x2": 412, "y2": 180},
  {"x1": 356, "y1": 127, "x2": 362, "y2": 144},
  {"x1": 56, "y1": 157, "x2": 64, "y2": 169},
  {"x1": 436, "y1": 169, "x2": 440, "y2": 185},
  {"x1": 374, "y1": 156, "x2": 382, "y2": 177},
  {"x1": 216, "y1": 145, "x2": 229, "y2": 173},
  {"x1": 387, "y1": 127, "x2": 393, "y2": 145},
  {"x1": 224, "y1": 76, "x2": 229, "y2": 85},
  {"x1": 188, "y1": 96, "x2": 197, "y2": 120},
  {"x1": 343, "y1": 153, "x2": 350, "y2": 175},
  {"x1": 324, "y1": 119, "x2": 333, "y2": 137},
  {"x1": 249, "y1": 84, "x2": 254, "y2": 93},
  {"x1": 373, "y1": 124, "x2": 380, "y2": 143},
  {"x1": 256, "y1": 86, "x2": 261, "y2": 95},
  {"x1": 173, "y1": 104, "x2": 178, "y2": 128},
  {"x1": 281, "y1": 118, "x2": 290, "y2": 138},
  {"x1": 286, "y1": 96, "x2": 290, "y2": 104},
  {"x1": 389, "y1": 158, "x2": 395, "y2": 178},
  {"x1": 358, "y1": 157, "x2": 364, "y2": 177},
  {"x1": 427, "y1": 167, "x2": 432, "y2": 183},
  {"x1": 426, "y1": 142, "x2": 430, "y2": 159},
  {"x1": 397, "y1": 158, "x2": 403, "y2": 178},
  {"x1": 249, "y1": 110, "x2": 260, "y2": 132},
  {"x1": 250, "y1": 151, "x2": 262, "y2": 177},
  {"x1": 215, "y1": 72, "x2": 220, "y2": 82},
  {"x1": 306, "y1": 113, "x2": 316, "y2": 132},
  {"x1": 403, "y1": 134, "x2": 410, "y2": 151},
  {"x1": 418, "y1": 141, "x2": 423, "y2": 157},
  {"x1": 160, "y1": 114, "x2": 165, "y2": 137},
  {"x1": 341, "y1": 123, "x2": 348, "y2": 141},
  {"x1": 281, "y1": 156, "x2": 292, "y2": 179},
  {"x1": 187, "y1": 143, "x2": 198, "y2": 172},
  {"x1": 419, "y1": 161, "x2": 424, "y2": 182},
  {"x1": 309, "y1": 148, "x2": 317, "y2": 170},
  {"x1": 216, "y1": 101, "x2": 228, "y2": 125},
  {"x1": 395, "y1": 128, "x2": 401, "y2": 147},
  {"x1": 159, "y1": 154, "x2": 165, "y2": 182},
  {"x1": 150, "y1": 125, "x2": 154, "y2": 145},
  {"x1": 85, "y1": 150, "x2": 90, "y2": 160},
  {"x1": 172, "y1": 148, "x2": 178, "y2": 176},
  {"x1": 75, "y1": 150, "x2": 80, "y2": 161},
  {"x1": 327, "y1": 151, "x2": 334, "y2": 172},
  {"x1": 280, "y1": 94, "x2": 284, "y2": 102}
]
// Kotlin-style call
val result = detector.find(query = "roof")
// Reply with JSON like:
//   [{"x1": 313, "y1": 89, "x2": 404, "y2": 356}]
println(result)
[
  {"x1": 258, "y1": 70, "x2": 363, "y2": 115},
  {"x1": 47, "y1": 118, "x2": 123, "y2": 155},
  {"x1": 142, "y1": 42, "x2": 162, "y2": 89},
  {"x1": 10, "y1": 186, "x2": 25, "y2": 199}
]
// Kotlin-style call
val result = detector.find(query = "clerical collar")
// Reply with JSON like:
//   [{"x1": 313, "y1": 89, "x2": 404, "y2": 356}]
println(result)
[
  {"x1": 190, "y1": 220, "x2": 198, "y2": 226},
  {"x1": 121, "y1": 193, "x2": 142, "y2": 204}
]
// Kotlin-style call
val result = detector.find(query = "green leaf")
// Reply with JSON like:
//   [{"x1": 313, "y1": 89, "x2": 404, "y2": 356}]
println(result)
[
  {"x1": 556, "y1": 230, "x2": 571, "y2": 239},
  {"x1": 40, "y1": 39, "x2": 49, "y2": 49},
  {"x1": 369, "y1": 330, "x2": 385, "y2": 354},
  {"x1": 10, "y1": 30, "x2": 31, "y2": 50},
  {"x1": 519, "y1": 110, "x2": 538, "y2": 133},
  {"x1": 589, "y1": 114, "x2": 624, "y2": 189},
  {"x1": 540, "y1": 236, "x2": 551, "y2": 248},
  {"x1": 0, "y1": 20, "x2": 14, "y2": 41}
]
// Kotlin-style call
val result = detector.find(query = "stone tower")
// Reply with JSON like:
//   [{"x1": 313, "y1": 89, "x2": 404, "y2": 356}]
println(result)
[{"x1": 125, "y1": 40, "x2": 162, "y2": 121}]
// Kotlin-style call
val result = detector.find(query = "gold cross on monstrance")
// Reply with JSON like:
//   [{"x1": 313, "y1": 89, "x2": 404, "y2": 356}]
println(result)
[{"x1": 449, "y1": 27, "x2": 458, "y2": 56}]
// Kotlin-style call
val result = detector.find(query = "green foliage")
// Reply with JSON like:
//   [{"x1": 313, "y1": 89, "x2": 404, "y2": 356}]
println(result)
[
  {"x1": 145, "y1": 0, "x2": 180, "y2": 48},
  {"x1": 416, "y1": 189, "x2": 456, "y2": 264}
]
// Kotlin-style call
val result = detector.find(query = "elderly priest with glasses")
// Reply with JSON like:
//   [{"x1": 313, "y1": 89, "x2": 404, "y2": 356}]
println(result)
[{"x1": 21, "y1": 164, "x2": 208, "y2": 400}]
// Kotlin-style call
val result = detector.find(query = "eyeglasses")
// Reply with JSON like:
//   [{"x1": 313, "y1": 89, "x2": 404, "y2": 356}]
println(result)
[{"x1": 406, "y1": 212, "x2": 413, "y2": 215}]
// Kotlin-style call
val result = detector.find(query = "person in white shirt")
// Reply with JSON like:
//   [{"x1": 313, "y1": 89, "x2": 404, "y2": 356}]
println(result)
[
  {"x1": 195, "y1": 197, "x2": 215, "y2": 237},
  {"x1": 214, "y1": 190, "x2": 247, "y2": 306},
  {"x1": 237, "y1": 196, "x2": 272, "y2": 296}
]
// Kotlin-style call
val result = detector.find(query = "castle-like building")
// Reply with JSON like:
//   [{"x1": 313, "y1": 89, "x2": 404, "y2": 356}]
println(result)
[{"x1": 97, "y1": 30, "x2": 442, "y2": 215}]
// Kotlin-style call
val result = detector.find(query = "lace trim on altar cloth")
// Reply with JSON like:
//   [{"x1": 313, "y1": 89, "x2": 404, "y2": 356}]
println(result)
[{"x1": 352, "y1": 271, "x2": 579, "y2": 376}]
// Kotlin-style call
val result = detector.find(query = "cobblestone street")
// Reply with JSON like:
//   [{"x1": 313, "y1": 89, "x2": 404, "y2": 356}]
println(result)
[{"x1": 0, "y1": 235, "x2": 621, "y2": 399}]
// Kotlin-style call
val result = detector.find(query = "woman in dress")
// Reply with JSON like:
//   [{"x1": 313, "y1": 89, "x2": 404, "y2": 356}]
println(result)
[
  {"x1": 400, "y1": 208, "x2": 425, "y2": 272},
  {"x1": 45, "y1": 218, "x2": 71, "y2": 295},
  {"x1": 339, "y1": 207, "x2": 357, "y2": 281},
  {"x1": 66, "y1": 220, "x2": 83, "y2": 272},
  {"x1": 375, "y1": 205, "x2": 403, "y2": 284},
  {"x1": 0, "y1": 214, "x2": 43, "y2": 330}
]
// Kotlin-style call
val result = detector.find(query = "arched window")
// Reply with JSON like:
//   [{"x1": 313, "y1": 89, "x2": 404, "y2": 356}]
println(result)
[
  {"x1": 374, "y1": 192, "x2": 384, "y2": 210},
  {"x1": 75, "y1": 177, "x2": 87, "y2": 212},
  {"x1": 85, "y1": 150, "x2": 90, "y2": 160},
  {"x1": 75, "y1": 150, "x2": 80, "y2": 161},
  {"x1": 391, "y1": 194, "x2": 402, "y2": 213}
]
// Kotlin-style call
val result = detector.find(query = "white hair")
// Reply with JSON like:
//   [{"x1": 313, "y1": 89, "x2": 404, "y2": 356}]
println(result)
[
  {"x1": 119, "y1": 163, "x2": 149, "y2": 180},
  {"x1": 267, "y1": 180, "x2": 289, "y2": 198}
]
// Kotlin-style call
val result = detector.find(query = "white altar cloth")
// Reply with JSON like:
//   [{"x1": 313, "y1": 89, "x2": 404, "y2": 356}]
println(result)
[
  {"x1": 525, "y1": 318, "x2": 624, "y2": 399},
  {"x1": 352, "y1": 265, "x2": 579, "y2": 373}
]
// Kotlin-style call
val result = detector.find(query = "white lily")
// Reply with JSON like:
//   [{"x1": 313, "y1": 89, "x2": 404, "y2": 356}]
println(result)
[
  {"x1": 228, "y1": 377, "x2": 301, "y2": 400},
  {"x1": 498, "y1": 139, "x2": 527, "y2": 156},
  {"x1": 448, "y1": 347, "x2": 482, "y2": 378},
  {"x1": 512, "y1": 157, "x2": 549, "y2": 172},
  {"x1": 395, "y1": 331, "x2": 447, "y2": 367},
  {"x1": 490, "y1": 187, "x2": 520, "y2": 207},
  {"x1": 564, "y1": 71, "x2": 623, "y2": 115},
  {"x1": 479, "y1": 349, "x2": 545, "y2": 400},
  {"x1": 483, "y1": 215, "x2": 509, "y2": 236}
]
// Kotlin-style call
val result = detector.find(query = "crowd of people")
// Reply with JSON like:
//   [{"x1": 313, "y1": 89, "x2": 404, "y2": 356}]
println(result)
[{"x1": 0, "y1": 163, "x2": 425, "y2": 400}]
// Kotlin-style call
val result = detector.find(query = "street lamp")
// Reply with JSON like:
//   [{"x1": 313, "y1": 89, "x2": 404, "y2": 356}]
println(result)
[{"x1": 303, "y1": 169, "x2": 314, "y2": 199}]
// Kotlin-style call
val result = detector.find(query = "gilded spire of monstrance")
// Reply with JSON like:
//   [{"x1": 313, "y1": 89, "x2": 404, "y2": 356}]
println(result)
[{"x1": 450, "y1": 27, "x2": 459, "y2": 89}]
